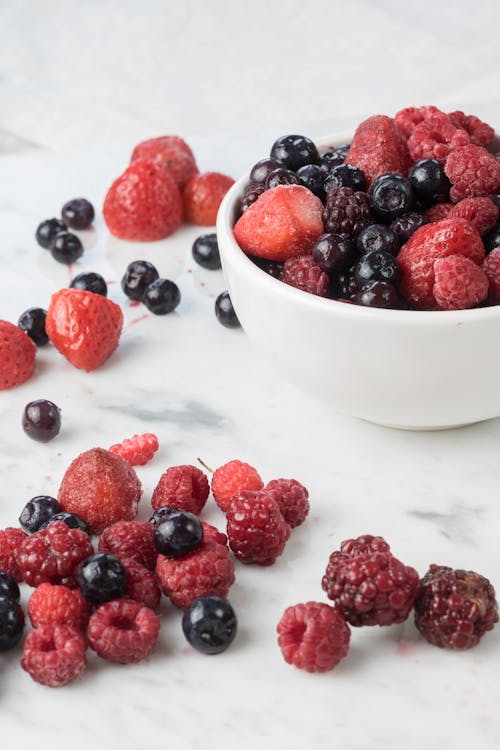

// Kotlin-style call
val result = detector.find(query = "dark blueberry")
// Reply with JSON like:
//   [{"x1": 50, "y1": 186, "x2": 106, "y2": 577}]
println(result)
[
  {"x1": 354, "y1": 249, "x2": 401, "y2": 288},
  {"x1": 61, "y1": 198, "x2": 95, "y2": 230},
  {"x1": 324, "y1": 164, "x2": 367, "y2": 193},
  {"x1": 369, "y1": 174, "x2": 415, "y2": 221},
  {"x1": 333, "y1": 266, "x2": 359, "y2": 299},
  {"x1": 70, "y1": 271, "x2": 107, "y2": 296},
  {"x1": 389, "y1": 212, "x2": 427, "y2": 244},
  {"x1": 35, "y1": 218, "x2": 66, "y2": 249},
  {"x1": 249, "y1": 158, "x2": 283, "y2": 184},
  {"x1": 265, "y1": 168, "x2": 301, "y2": 190},
  {"x1": 484, "y1": 223, "x2": 500, "y2": 253},
  {"x1": 22, "y1": 399, "x2": 61, "y2": 443},
  {"x1": 357, "y1": 224, "x2": 400, "y2": 257},
  {"x1": 153, "y1": 511, "x2": 203, "y2": 558},
  {"x1": 248, "y1": 255, "x2": 283, "y2": 280},
  {"x1": 18, "y1": 307, "x2": 48, "y2": 346},
  {"x1": 192, "y1": 234, "x2": 221, "y2": 270},
  {"x1": 75, "y1": 553, "x2": 127, "y2": 604},
  {"x1": 0, "y1": 572, "x2": 20, "y2": 602},
  {"x1": 296, "y1": 164, "x2": 325, "y2": 199},
  {"x1": 44, "y1": 512, "x2": 91, "y2": 536},
  {"x1": 319, "y1": 144, "x2": 350, "y2": 174},
  {"x1": 353, "y1": 280, "x2": 400, "y2": 309},
  {"x1": 0, "y1": 597, "x2": 25, "y2": 651},
  {"x1": 270, "y1": 134, "x2": 319, "y2": 171},
  {"x1": 121, "y1": 260, "x2": 159, "y2": 301},
  {"x1": 215, "y1": 291, "x2": 240, "y2": 328},
  {"x1": 312, "y1": 233, "x2": 355, "y2": 275},
  {"x1": 19, "y1": 495, "x2": 61, "y2": 533},
  {"x1": 240, "y1": 183, "x2": 266, "y2": 213},
  {"x1": 489, "y1": 194, "x2": 500, "y2": 210},
  {"x1": 49, "y1": 231, "x2": 84, "y2": 265},
  {"x1": 182, "y1": 595, "x2": 237, "y2": 655},
  {"x1": 142, "y1": 278, "x2": 181, "y2": 315},
  {"x1": 148, "y1": 506, "x2": 177, "y2": 525},
  {"x1": 409, "y1": 159, "x2": 451, "y2": 206}
]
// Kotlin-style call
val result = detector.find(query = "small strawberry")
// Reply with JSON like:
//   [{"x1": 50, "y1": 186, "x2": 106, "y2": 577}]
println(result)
[
  {"x1": 0, "y1": 321, "x2": 36, "y2": 390},
  {"x1": 345, "y1": 115, "x2": 412, "y2": 186},
  {"x1": 46, "y1": 289, "x2": 123, "y2": 372},
  {"x1": 130, "y1": 135, "x2": 198, "y2": 188},
  {"x1": 103, "y1": 159, "x2": 183, "y2": 241},
  {"x1": 183, "y1": 172, "x2": 235, "y2": 225}
]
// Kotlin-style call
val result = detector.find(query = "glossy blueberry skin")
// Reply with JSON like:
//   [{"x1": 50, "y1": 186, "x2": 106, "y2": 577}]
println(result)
[
  {"x1": 22, "y1": 399, "x2": 61, "y2": 443},
  {"x1": 35, "y1": 218, "x2": 66, "y2": 249},
  {"x1": 265, "y1": 168, "x2": 301, "y2": 190},
  {"x1": 484, "y1": 223, "x2": 500, "y2": 253},
  {"x1": 270, "y1": 134, "x2": 319, "y2": 171},
  {"x1": 390, "y1": 212, "x2": 427, "y2": 244},
  {"x1": 249, "y1": 158, "x2": 283, "y2": 184},
  {"x1": 153, "y1": 512, "x2": 203, "y2": 558},
  {"x1": 319, "y1": 144, "x2": 350, "y2": 174},
  {"x1": 70, "y1": 271, "x2": 108, "y2": 297},
  {"x1": 49, "y1": 231, "x2": 84, "y2": 265},
  {"x1": 0, "y1": 597, "x2": 25, "y2": 651},
  {"x1": 357, "y1": 224, "x2": 400, "y2": 257},
  {"x1": 353, "y1": 281, "x2": 400, "y2": 308},
  {"x1": 0, "y1": 572, "x2": 20, "y2": 603},
  {"x1": 142, "y1": 278, "x2": 181, "y2": 315},
  {"x1": 18, "y1": 307, "x2": 48, "y2": 346},
  {"x1": 409, "y1": 159, "x2": 451, "y2": 206},
  {"x1": 61, "y1": 198, "x2": 95, "y2": 230},
  {"x1": 19, "y1": 495, "x2": 61, "y2": 533},
  {"x1": 192, "y1": 234, "x2": 221, "y2": 270},
  {"x1": 148, "y1": 506, "x2": 177, "y2": 525},
  {"x1": 324, "y1": 164, "x2": 367, "y2": 193},
  {"x1": 215, "y1": 291, "x2": 240, "y2": 328},
  {"x1": 354, "y1": 249, "x2": 401, "y2": 288},
  {"x1": 76, "y1": 553, "x2": 127, "y2": 604},
  {"x1": 44, "y1": 512, "x2": 91, "y2": 536},
  {"x1": 182, "y1": 595, "x2": 237, "y2": 654},
  {"x1": 312, "y1": 233, "x2": 355, "y2": 275},
  {"x1": 369, "y1": 174, "x2": 415, "y2": 222},
  {"x1": 121, "y1": 260, "x2": 159, "y2": 301},
  {"x1": 296, "y1": 164, "x2": 325, "y2": 199}
]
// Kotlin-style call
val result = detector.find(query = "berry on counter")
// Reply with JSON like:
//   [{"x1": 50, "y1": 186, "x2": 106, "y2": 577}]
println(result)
[
  {"x1": 121, "y1": 557, "x2": 161, "y2": 610},
  {"x1": 98, "y1": 521, "x2": 157, "y2": 570},
  {"x1": 0, "y1": 571, "x2": 20, "y2": 602},
  {"x1": 323, "y1": 187, "x2": 373, "y2": 237},
  {"x1": 121, "y1": 260, "x2": 160, "y2": 301},
  {"x1": 0, "y1": 596, "x2": 25, "y2": 651},
  {"x1": 264, "y1": 478, "x2": 309, "y2": 528},
  {"x1": 130, "y1": 135, "x2": 198, "y2": 189},
  {"x1": 0, "y1": 527, "x2": 27, "y2": 581},
  {"x1": 76, "y1": 553, "x2": 128, "y2": 604},
  {"x1": 142, "y1": 278, "x2": 181, "y2": 315},
  {"x1": 151, "y1": 464, "x2": 209, "y2": 515},
  {"x1": 87, "y1": 598, "x2": 160, "y2": 664},
  {"x1": 277, "y1": 602, "x2": 350, "y2": 672},
  {"x1": 312, "y1": 233, "x2": 356, "y2": 275},
  {"x1": 35, "y1": 218, "x2": 66, "y2": 249},
  {"x1": 200, "y1": 522, "x2": 228, "y2": 547},
  {"x1": 0, "y1": 320, "x2": 36, "y2": 391},
  {"x1": 281, "y1": 255, "x2": 329, "y2": 297},
  {"x1": 270, "y1": 134, "x2": 319, "y2": 171},
  {"x1": 183, "y1": 171, "x2": 235, "y2": 226},
  {"x1": 215, "y1": 291, "x2": 240, "y2": 328},
  {"x1": 28, "y1": 582, "x2": 89, "y2": 629},
  {"x1": 433, "y1": 254, "x2": 489, "y2": 310},
  {"x1": 345, "y1": 115, "x2": 411, "y2": 185},
  {"x1": 211, "y1": 459, "x2": 263, "y2": 512},
  {"x1": 369, "y1": 174, "x2": 415, "y2": 221},
  {"x1": 354, "y1": 249, "x2": 401, "y2": 289},
  {"x1": 356, "y1": 224, "x2": 400, "y2": 257},
  {"x1": 61, "y1": 198, "x2": 95, "y2": 230},
  {"x1": 408, "y1": 158, "x2": 451, "y2": 206},
  {"x1": 324, "y1": 163, "x2": 367, "y2": 193},
  {"x1": 153, "y1": 512, "x2": 204, "y2": 558},
  {"x1": 19, "y1": 495, "x2": 61, "y2": 533},
  {"x1": 192, "y1": 233, "x2": 222, "y2": 270},
  {"x1": 182, "y1": 595, "x2": 237, "y2": 655},
  {"x1": 18, "y1": 307, "x2": 49, "y2": 346},
  {"x1": 70, "y1": 271, "x2": 108, "y2": 296},
  {"x1": 44, "y1": 512, "x2": 91, "y2": 536},
  {"x1": 226, "y1": 490, "x2": 291, "y2": 566},
  {"x1": 49, "y1": 231, "x2": 84, "y2": 265},
  {"x1": 22, "y1": 399, "x2": 61, "y2": 442},
  {"x1": 22, "y1": 624, "x2": 86, "y2": 687},
  {"x1": 353, "y1": 280, "x2": 400, "y2": 308},
  {"x1": 109, "y1": 432, "x2": 159, "y2": 466}
]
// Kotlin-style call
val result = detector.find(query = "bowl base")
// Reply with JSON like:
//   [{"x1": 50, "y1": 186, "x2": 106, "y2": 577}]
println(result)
[{"x1": 363, "y1": 419, "x2": 479, "y2": 432}]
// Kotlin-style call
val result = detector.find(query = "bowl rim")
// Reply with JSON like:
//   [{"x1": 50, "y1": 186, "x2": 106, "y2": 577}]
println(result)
[{"x1": 216, "y1": 130, "x2": 500, "y2": 325}]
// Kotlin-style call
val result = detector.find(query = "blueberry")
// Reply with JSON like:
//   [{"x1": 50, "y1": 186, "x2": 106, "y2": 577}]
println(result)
[
  {"x1": 369, "y1": 174, "x2": 415, "y2": 221},
  {"x1": 18, "y1": 307, "x2": 48, "y2": 346},
  {"x1": 0, "y1": 572, "x2": 20, "y2": 602},
  {"x1": 324, "y1": 164, "x2": 366, "y2": 193},
  {"x1": 484, "y1": 222, "x2": 500, "y2": 253},
  {"x1": 249, "y1": 158, "x2": 283, "y2": 184},
  {"x1": 319, "y1": 145, "x2": 350, "y2": 174},
  {"x1": 215, "y1": 291, "x2": 240, "y2": 328},
  {"x1": 331, "y1": 266, "x2": 358, "y2": 299},
  {"x1": 19, "y1": 495, "x2": 61, "y2": 533},
  {"x1": 312, "y1": 233, "x2": 355, "y2": 275},
  {"x1": 357, "y1": 224, "x2": 400, "y2": 257},
  {"x1": 354, "y1": 249, "x2": 401, "y2": 288},
  {"x1": 35, "y1": 218, "x2": 66, "y2": 249},
  {"x1": 182, "y1": 595, "x2": 237, "y2": 655},
  {"x1": 70, "y1": 271, "x2": 107, "y2": 296},
  {"x1": 240, "y1": 183, "x2": 266, "y2": 213},
  {"x1": 265, "y1": 168, "x2": 301, "y2": 190},
  {"x1": 249, "y1": 255, "x2": 283, "y2": 279},
  {"x1": 0, "y1": 597, "x2": 25, "y2": 651},
  {"x1": 153, "y1": 511, "x2": 203, "y2": 558},
  {"x1": 192, "y1": 234, "x2": 221, "y2": 270},
  {"x1": 121, "y1": 260, "x2": 159, "y2": 301},
  {"x1": 270, "y1": 134, "x2": 319, "y2": 171},
  {"x1": 148, "y1": 506, "x2": 177, "y2": 525},
  {"x1": 389, "y1": 212, "x2": 427, "y2": 244},
  {"x1": 44, "y1": 512, "x2": 91, "y2": 536},
  {"x1": 49, "y1": 231, "x2": 84, "y2": 265},
  {"x1": 142, "y1": 278, "x2": 181, "y2": 315},
  {"x1": 22, "y1": 399, "x2": 61, "y2": 443},
  {"x1": 409, "y1": 159, "x2": 451, "y2": 206},
  {"x1": 353, "y1": 280, "x2": 400, "y2": 308},
  {"x1": 76, "y1": 553, "x2": 128, "y2": 604},
  {"x1": 296, "y1": 164, "x2": 325, "y2": 199},
  {"x1": 61, "y1": 198, "x2": 95, "y2": 230}
]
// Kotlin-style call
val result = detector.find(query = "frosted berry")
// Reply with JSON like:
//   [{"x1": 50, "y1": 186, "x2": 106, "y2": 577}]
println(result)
[
  {"x1": 98, "y1": 521, "x2": 157, "y2": 570},
  {"x1": 312, "y1": 233, "x2": 355, "y2": 275},
  {"x1": 319, "y1": 144, "x2": 349, "y2": 173},
  {"x1": 192, "y1": 233, "x2": 221, "y2": 270},
  {"x1": 87, "y1": 598, "x2": 160, "y2": 663},
  {"x1": 49, "y1": 231, "x2": 84, "y2": 265},
  {"x1": 270, "y1": 134, "x2": 319, "y2": 171},
  {"x1": 70, "y1": 271, "x2": 107, "y2": 296},
  {"x1": 121, "y1": 557, "x2": 161, "y2": 610},
  {"x1": 121, "y1": 260, "x2": 159, "y2": 301},
  {"x1": 264, "y1": 478, "x2": 309, "y2": 528},
  {"x1": 75, "y1": 553, "x2": 127, "y2": 604},
  {"x1": 16, "y1": 521, "x2": 93, "y2": 588},
  {"x1": 28, "y1": 582, "x2": 89, "y2": 629},
  {"x1": 151, "y1": 464, "x2": 209, "y2": 515},
  {"x1": 449, "y1": 197, "x2": 499, "y2": 236},
  {"x1": 183, "y1": 171, "x2": 235, "y2": 226},
  {"x1": 45, "y1": 512, "x2": 91, "y2": 536},
  {"x1": 148, "y1": 506, "x2": 177, "y2": 525},
  {"x1": 282, "y1": 255, "x2": 329, "y2": 297},
  {"x1": 296, "y1": 164, "x2": 325, "y2": 199},
  {"x1": 0, "y1": 596, "x2": 24, "y2": 651},
  {"x1": 0, "y1": 571, "x2": 20, "y2": 602},
  {"x1": 182, "y1": 595, "x2": 237, "y2": 654},
  {"x1": 354, "y1": 249, "x2": 401, "y2": 289},
  {"x1": 323, "y1": 187, "x2": 373, "y2": 237},
  {"x1": 226, "y1": 490, "x2": 291, "y2": 566},
  {"x1": 18, "y1": 307, "x2": 49, "y2": 346},
  {"x1": 215, "y1": 291, "x2": 240, "y2": 328},
  {"x1": 356, "y1": 224, "x2": 399, "y2": 257},
  {"x1": 369, "y1": 174, "x2": 414, "y2": 221},
  {"x1": 211, "y1": 459, "x2": 264, "y2": 512},
  {"x1": 433, "y1": 254, "x2": 488, "y2": 310},
  {"x1": 324, "y1": 163, "x2": 367, "y2": 193},
  {"x1": 22, "y1": 399, "x2": 61, "y2": 442},
  {"x1": 265, "y1": 168, "x2": 301, "y2": 189},
  {"x1": 0, "y1": 527, "x2": 27, "y2": 581},
  {"x1": 61, "y1": 198, "x2": 95, "y2": 230},
  {"x1": 483, "y1": 248, "x2": 500, "y2": 303},
  {"x1": 408, "y1": 114, "x2": 470, "y2": 164},
  {"x1": 109, "y1": 433, "x2": 159, "y2": 466},
  {"x1": 35, "y1": 218, "x2": 66, "y2": 249},
  {"x1": 22, "y1": 624, "x2": 86, "y2": 687},
  {"x1": 409, "y1": 158, "x2": 451, "y2": 206},
  {"x1": 153, "y1": 512, "x2": 203, "y2": 558},
  {"x1": 240, "y1": 183, "x2": 266, "y2": 213},
  {"x1": 448, "y1": 110, "x2": 495, "y2": 148},
  {"x1": 277, "y1": 602, "x2": 350, "y2": 672},
  {"x1": 445, "y1": 144, "x2": 500, "y2": 202},
  {"x1": 143, "y1": 278, "x2": 181, "y2": 315},
  {"x1": 19, "y1": 495, "x2": 61, "y2": 533},
  {"x1": 389, "y1": 212, "x2": 426, "y2": 244}
]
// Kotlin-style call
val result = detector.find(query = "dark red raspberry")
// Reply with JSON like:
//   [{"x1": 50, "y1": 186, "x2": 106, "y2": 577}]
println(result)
[
  {"x1": 281, "y1": 255, "x2": 329, "y2": 297},
  {"x1": 87, "y1": 597, "x2": 160, "y2": 663},
  {"x1": 16, "y1": 520, "x2": 94, "y2": 587},
  {"x1": 151, "y1": 464, "x2": 209, "y2": 515},
  {"x1": 414, "y1": 565, "x2": 498, "y2": 650},
  {"x1": 201, "y1": 521, "x2": 228, "y2": 547},
  {"x1": 0, "y1": 527, "x2": 27, "y2": 581},
  {"x1": 424, "y1": 202, "x2": 454, "y2": 223},
  {"x1": 226, "y1": 490, "x2": 291, "y2": 566},
  {"x1": 121, "y1": 558, "x2": 161, "y2": 609},
  {"x1": 323, "y1": 187, "x2": 373, "y2": 237},
  {"x1": 211, "y1": 459, "x2": 264, "y2": 513},
  {"x1": 156, "y1": 540, "x2": 234, "y2": 608},
  {"x1": 277, "y1": 601, "x2": 350, "y2": 672},
  {"x1": 445, "y1": 144, "x2": 500, "y2": 202},
  {"x1": 98, "y1": 520, "x2": 157, "y2": 570},
  {"x1": 21, "y1": 624, "x2": 87, "y2": 687},
  {"x1": 483, "y1": 248, "x2": 500, "y2": 304},
  {"x1": 408, "y1": 114, "x2": 470, "y2": 164},
  {"x1": 448, "y1": 110, "x2": 495, "y2": 148},
  {"x1": 321, "y1": 534, "x2": 419, "y2": 626},
  {"x1": 394, "y1": 105, "x2": 445, "y2": 138},
  {"x1": 28, "y1": 582, "x2": 90, "y2": 629},
  {"x1": 264, "y1": 478, "x2": 310, "y2": 528},
  {"x1": 345, "y1": 115, "x2": 411, "y2": 185},
  {"x1": 109, "y1": 433, "x2": 159, "y2": 466}
]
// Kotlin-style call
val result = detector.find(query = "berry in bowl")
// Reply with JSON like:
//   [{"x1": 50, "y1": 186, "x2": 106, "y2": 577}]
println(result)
[{"x1": 216, "y1": 108, "x2": 500, "y2": 429}]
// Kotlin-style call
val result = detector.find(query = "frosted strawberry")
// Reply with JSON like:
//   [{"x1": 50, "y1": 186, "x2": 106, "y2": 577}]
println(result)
[{"x1": 130, "y1": 135, "x2": 198, "y2": 188}]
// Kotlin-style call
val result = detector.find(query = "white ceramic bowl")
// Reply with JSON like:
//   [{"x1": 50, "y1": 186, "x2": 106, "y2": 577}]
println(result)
[{"x1": 216, "y1": 132, "x2": 500, "y2": 430}]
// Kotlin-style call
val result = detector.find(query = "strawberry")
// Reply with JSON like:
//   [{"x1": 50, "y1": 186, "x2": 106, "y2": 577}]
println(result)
[
  {"x1": 345, "y1": 115, "x2": 412, "y2": 186},
  {"x1": 233, "y1": 185, "x2": 324, "y2": 261},
  {"x1": 46, "y1": 289, "x2": 123, "y2": 372},
  {"x1": 130, "y1": 135, "x2": 198, "y2": 189},
  {"x1": 103, "y1": 159, "x2": 183, "y2": 241},
  {"x1": 183, "y1": 171, "x2": 235, "y2": 225},
  {"x1": 0, "y1": 321, "x2": 36, "y2": 390}
]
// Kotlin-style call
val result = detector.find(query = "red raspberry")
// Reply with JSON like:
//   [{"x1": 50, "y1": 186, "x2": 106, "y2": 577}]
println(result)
[
  {"x1": 201, "y1": 521, "x2": 228, "y2": 547},
  {"x1": 98, "y1": 521, "x2": 157, "y2": 570},
  {"x1": 277, "y1": 602, "x2": 350, "y2": 672},
  {"x1": 414, "y1": 565, "x2": 498, "y2": 649},
  {"x1": 130, "y1": 135, "x2": 198, "y2": 188},
  {"x1": 448, "y1": 111, "x2": 495, "y2": 148},
  {"x1": 151, "y1": 464, "x2": 209, "y2": 515},
  {"x1": 109, "y1": 433, "x2": 159, "y2": 466},
  {"x1": 16, "y1": 521, "x2": 93, "y2": 588},
  {"x1": 21, "y1": 624, "x2": 87, "y2": 687},
  {"x1": 323, "y1": 187, "x2": 373, "y2": 237},
  {"x1": 121, "y1": 557, "x2": 161, "y2": 609},
  {"x1": 0, "y1": 527, "x2": 27, "y2": 581},
  {"x1": 28, "y1": 582, "x2": 90, "y2": 629},
  {"x1": 233, "y1": 185, "x2": 324, "y2": 262},
  {"x1": 183, "y1": 171, "x2": 234, "y2": 225},
  {"x1": 445, "y1": 144, "x2": 500, "y2": 202},
  {"x1": 322, "y1": 534, "x2": 419, "y2": 626},
  {"x1": 281, "y1": 255, "x2": 329, "y2": 297},
  {"x1": 87, "y1": 598, "x2": 160, "y2": 663},
  {"x1": 449, "y1": 197, "x2": 499, "y2": 235},
  {"x1": 424, "y1": 203, "x2": 454, "y2": 223},
  {"x1": 0, "y1": 320, "x2": 36, "y2": 390},
  {"x1": 482, "y1": 248, "x2": 500, "y2": 304},
  {"x1": 211, "y1": 459, "x2": 264, "y2": 513},
  {"x1": 264, "y1": 478, "x2": 310, "y2": 528},
  {"x1": 394, "y1": 105, "x2": 445, "y2": 138},
  {"x1": 433, "y1": 254, "x2": 489, "y2": 310},
  {"x1": 226, "y1": 490, "x2": 291, "y2": 566},
  {"x1": 58, "y1": 447, "x2": 142, "y2": 534},
  {"x1": 156, "y1": 540, "x2": 234, "y2": 608},
  {"x1": 345, "y1": 115, "x2": 412, "y2": 185},
  {"x1": 408, "y1": 113, "x2": 470, "y2": 164}
]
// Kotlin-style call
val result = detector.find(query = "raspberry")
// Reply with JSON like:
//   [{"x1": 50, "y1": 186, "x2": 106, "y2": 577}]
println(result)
[
  {"x1": 201, "y1": 521, "x2": 228, "y2": 547},
  {"x1": 448, "y1": 111, "x2": 495, "y2": 148},
  {"x1": 98, "y1": 521, "x2": 157, "y2": 570},
  {"x1": 414, "y1": 565, "x2": 498, "y2": 649},
  {"x1": 130, "y1": 135, "x2": 198, "y2": 188},
  {"x1": 121, "y1": 557, "x2": 161, "y2": 609},
  {"x1": 345, "y1": 114, "x2": 411, "y2": 185},
  {"x1": 408, "y1": 114, "x2": 470, "y2": 164},
  {"x1": 433, "y1": 254, "x2": 489, "y2": 310},
  {"x1": 0, "y1": 527, "x2": 27, "y2": 581},
  {"x1": 87, "y1": 598, "x2": 160, "y2": 663},
  {"x1": 21, "y1": 624, "x2": 87, "y2": 687},
  {"x1": 450, "y1": 196, "x2": 499, "y2": 236},
  {"x1": 28, "y1": 582, "x2": 90, "y2": 629},
  {"x1": 277, "y1": 602, "x2": 350, "y2": 672},
  {"x1": 323, "y1": 187, "x2": 373, "y2": 237},
  {"x1": 151, "y1": 465, "x2": 209, "y2": 515},
  {"x1": 0, "y1": 320, "x2": 36, "y2": 390},
  {"x1": 281, "y1": 255, "x2": 329, "y2": 297},
  {"x1": 16, "y1": 521, "x2": 94, "y2": 588},
  {"x1": 226, "y1": 490, "x2": 291, "y2": 566},
  {"x1": 183, "y1": 172, "x2": 235, "y2": 225},
  {"x1": 424, "y1": 203, "x2": 453, "y2": 223},
  {"x1": 482, "y1": 248, "x2": 500, "y2": 304},
  {"x1": 394, "y1": 105, "x2": 445, "y2": 138},
  {"x1": 264, "y1": 478, "x2": 309, "y2": 528},
  {"x1": 156, "y1": 540, "x2": 235, "y2": 608},
  {"x1": 321, "y1": 534, "x2": 419, "y2": 626},
  {"x1": 211, "y1": 459, "x2": 264, "y2": 513},
  {"x1": 445, "y1": 144, "x2": 500, "y2": 202},
  {"x1": 109, "y1": 433, "x2": 159, "y2": 466}
]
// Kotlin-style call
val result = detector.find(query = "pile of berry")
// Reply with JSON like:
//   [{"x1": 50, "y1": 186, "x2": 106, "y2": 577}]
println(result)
[{"x1": 234, "y1": 108, "x2": 500, "y2": 310}]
